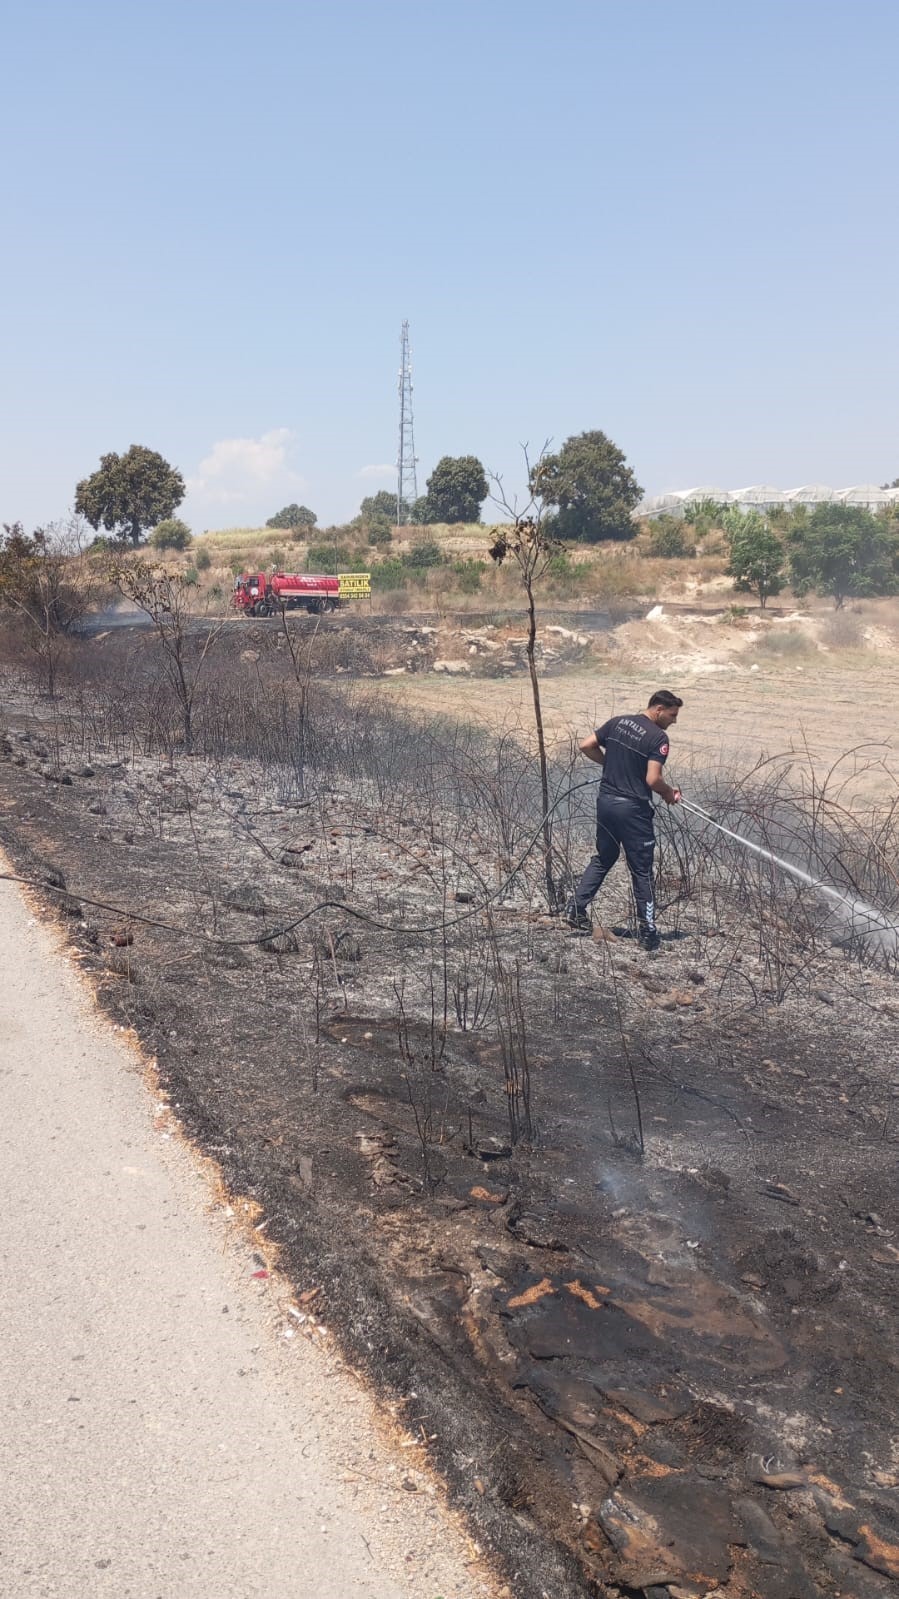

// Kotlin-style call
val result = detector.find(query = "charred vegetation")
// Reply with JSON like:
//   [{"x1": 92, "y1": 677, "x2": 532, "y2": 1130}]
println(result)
[{"x1": 2, "y1": 624, "x2": 899, "y2": 1599}]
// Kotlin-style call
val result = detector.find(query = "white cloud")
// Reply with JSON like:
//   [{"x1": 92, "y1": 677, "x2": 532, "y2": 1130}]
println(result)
[
  {"x1": 357, "y1": 463, "x2": 396, "y2": 480},
  {"x1": 187, "y1": 428, "x2": 305, "y2": 505}
]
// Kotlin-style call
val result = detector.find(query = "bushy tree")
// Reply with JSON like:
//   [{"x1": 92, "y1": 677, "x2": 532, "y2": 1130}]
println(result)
[
  {"x1": 538, "y1": 430, "x2": 642, "y2": 543},
  {"x1": 149, "y1": 517, "x2": 192, "y2": 551},
  {"x1": 724, "y1": 514, "x2": 785, "y2": 608},
  {"x1": 266, "y1": 503, "x2": 317, "y2": 530},
  {"x1": 358, "y1": 491, "x2": 397, "y2": 523},
  {"x1": 646, "y1": 518, "x2": 693, "y2": 558},
  {"x1": 357, "y1": 491, "x2": 398, "y2": 545},
  {"x1": 75, "y1": 445, "x2": 185, "y2": 546},
  {"x1": 420, "y1": 456, "x2": 488, "y2": 524},
  {"x1": 0, "y1": 520, "x2": 95, "y2": 695},
  {"x1": 788, "y1": 504, "x2": 899, "y2": 608},
  {"x1": 406, "y1": 495, "x2": 427, "y2": 524}
]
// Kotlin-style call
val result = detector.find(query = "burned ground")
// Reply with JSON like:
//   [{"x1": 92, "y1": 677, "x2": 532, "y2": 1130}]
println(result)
[{"x1": 2, "y1": 630, "x2": 899, "y2": 1599}]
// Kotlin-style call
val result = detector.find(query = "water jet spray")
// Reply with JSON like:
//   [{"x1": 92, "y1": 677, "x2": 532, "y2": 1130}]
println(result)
[{"x1": 678, "y1": 797, "x2": 899, "y2": 958}]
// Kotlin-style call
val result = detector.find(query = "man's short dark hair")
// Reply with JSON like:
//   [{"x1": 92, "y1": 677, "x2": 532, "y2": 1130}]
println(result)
[{"x1": 648, "y1": 690, "x2": 684, "y2": 710}]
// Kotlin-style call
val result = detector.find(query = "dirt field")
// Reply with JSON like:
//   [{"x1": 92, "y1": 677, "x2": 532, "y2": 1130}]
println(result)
[{"x1": 380, "y1": 649, "x2": 899, "y2": 806}]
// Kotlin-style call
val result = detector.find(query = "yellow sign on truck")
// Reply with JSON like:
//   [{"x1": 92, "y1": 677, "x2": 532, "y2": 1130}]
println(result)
[{"x1": 338, "y1": 571, "x2": 371, "y2": 598}]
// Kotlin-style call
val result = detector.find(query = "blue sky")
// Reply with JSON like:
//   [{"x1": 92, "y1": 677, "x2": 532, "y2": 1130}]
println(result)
[{"x1": 2, "y1": 0, "x2": 897, "y2": 533}]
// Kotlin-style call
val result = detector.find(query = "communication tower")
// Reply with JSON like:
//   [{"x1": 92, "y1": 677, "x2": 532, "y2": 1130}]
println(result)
[{"x1": 396, "y1": 321, "x2": 418, "y2": 524}]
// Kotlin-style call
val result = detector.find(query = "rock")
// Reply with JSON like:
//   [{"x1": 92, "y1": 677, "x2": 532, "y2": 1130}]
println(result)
[
  {"x1": 41, "y1": 767, "x2": 73, "y2": 784},
  {"x1": 475, "y1": 1137, "x2": 512, "y2": 1161},
  {"x1": 754, "y1": 1470, "x2": 807, "y2": 1490},
  {"x1": 433, "y1": 659, "x2": 470, "y2": 674},
  {"x1": 656, "y1": 989, "x2": 695, "y2": 1010},
  {"x1": 224, "y1": 882, "x2": 267, "y2": 916},
  {"x1": 240, "y1": 649, "x2": 260, "y2": 663},
  {"x1": 77, "y1": 765, "x2": 95, "y2": 778}
]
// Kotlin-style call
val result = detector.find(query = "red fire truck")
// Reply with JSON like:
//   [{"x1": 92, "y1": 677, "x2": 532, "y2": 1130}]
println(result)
[{"x1": 231, "y1": 570, "x2": 369, "y2": 616}]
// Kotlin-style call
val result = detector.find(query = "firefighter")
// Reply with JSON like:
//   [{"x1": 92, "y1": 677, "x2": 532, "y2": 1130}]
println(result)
[{"x1": 565, "y1": 690, "x2": 683, "y2": 950}]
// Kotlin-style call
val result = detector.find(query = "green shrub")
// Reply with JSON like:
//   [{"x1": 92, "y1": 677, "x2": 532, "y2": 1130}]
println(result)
[
  {"x1": 195, "y1": 546, "x2": 212, "y2": 571},
  {"x1": 305, "y1": 542, "x2": 352, "y2": 573},
  {"x1": 545, "y1": 554, "x2": 594, "y2": 594},
  {"x1": 370, "y1": 559, "x2": 408, "y2": 591},
  {"x1": 401, "y1": 539, "x2": 442, "y2": 569},
  {"x1": 183, "y1": 567, "x2": 199, "y2": 587},
  {"x1": 682, "y1": 498, "x2": 728, "y2": 536},
  {"x1": 149, "y1": 517, "x2": 192, "y2": 551},
  {"x1": 646, "y1": 519, "x2": 693, "y2": 558},
  {"x1": 451, "y1": 558, "x2": 483, "y2": 593}
]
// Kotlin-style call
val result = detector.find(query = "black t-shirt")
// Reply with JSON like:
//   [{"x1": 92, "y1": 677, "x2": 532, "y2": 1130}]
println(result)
[{"x1": 595, "y1": 713, "x2": 670, "y2": 804}]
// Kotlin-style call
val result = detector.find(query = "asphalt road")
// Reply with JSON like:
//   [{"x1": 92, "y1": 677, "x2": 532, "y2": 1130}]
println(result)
[{"x1": 0, "y1": 862, "x2": 491, "y2": 1599}]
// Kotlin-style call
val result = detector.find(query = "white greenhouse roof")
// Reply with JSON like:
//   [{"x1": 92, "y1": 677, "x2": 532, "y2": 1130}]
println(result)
[{"x1": 636, "y1": 484, "x2": 899, "y2": 518}]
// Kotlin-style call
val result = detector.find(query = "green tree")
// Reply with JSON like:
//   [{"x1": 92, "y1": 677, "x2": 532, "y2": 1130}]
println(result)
[
  {"x1": 788, "y1": 504, "x2": 899, "y2": 609},
  {"x1": 266, "y1": 503, "x2": 317, "y2": 530},
  {"x1": 75, "y1": 445, "x2": 185, "y2": 546},
  {"x1": 409, "y1": 495, "x2": 432, "y2": 524},
  {"x1": 149, "y1": 517, "x2": 192, "y2": 551},
  {"x1": 358, "y1": 491, "x2": 398, "y2": 545},
  {"x1": 358, "y1": 491, "x2": 398, "y2": 523},
  {"x1": 725, "y1": 515, "x2": 785, "y2": 608},
  {"x1": 421, "y1": 456, "x2": 488, "y2": 524},
  {"x1": 538, "y1": 430, "x2": 642, "y2": 543}
]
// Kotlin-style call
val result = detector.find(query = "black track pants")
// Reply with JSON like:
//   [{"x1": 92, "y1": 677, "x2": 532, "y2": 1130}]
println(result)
[{"x1": 573, "y1": 793, "x2": 657, "y2": 929}]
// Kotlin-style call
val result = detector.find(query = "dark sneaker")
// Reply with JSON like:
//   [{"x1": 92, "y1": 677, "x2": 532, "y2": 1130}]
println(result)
[
  {"x1": 564, "y1": 904, "x2": 592, "y2": 935},
  {"x1": 637, "y1": 925, "x2": 662, "y2": 952}
]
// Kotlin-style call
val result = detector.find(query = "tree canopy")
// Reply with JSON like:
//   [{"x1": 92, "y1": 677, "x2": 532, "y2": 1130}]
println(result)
[
  {"x1": 419, "y1": 456, "x2": 488, "y2": 524},
  {"x1": 266, "y1": 503, "x2": 317, "y2": 530},
  {"x1": 75, "y1": 445, "x2": 185, "y2": 546},
  {"x1": 358, "y1": 491, "x2": 398, "y2": 524},
  {"x1": 537, "y1": 431, "x2": 642, "y2": 543},
  {"x1": 724, "y1": 511, "x2": 785, "y2": 608},
  {"x1": 788, "y1": 504, "x2": 899, "y2": 608}
]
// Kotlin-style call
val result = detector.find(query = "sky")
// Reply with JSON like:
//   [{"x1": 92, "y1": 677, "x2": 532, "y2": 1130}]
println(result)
[{"x1": 2, "y1": 0, "x2": 898, "y2": 534}]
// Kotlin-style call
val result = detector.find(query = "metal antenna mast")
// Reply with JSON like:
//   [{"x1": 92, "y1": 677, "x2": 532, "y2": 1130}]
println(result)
[{"x1": 396, "y1": 321, "x2": 418, "y2": 524}]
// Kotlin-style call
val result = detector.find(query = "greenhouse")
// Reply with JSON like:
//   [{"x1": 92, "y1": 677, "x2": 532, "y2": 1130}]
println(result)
[{"x1": 637, "y1": 484, "x2": 899, "y2": 519}]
